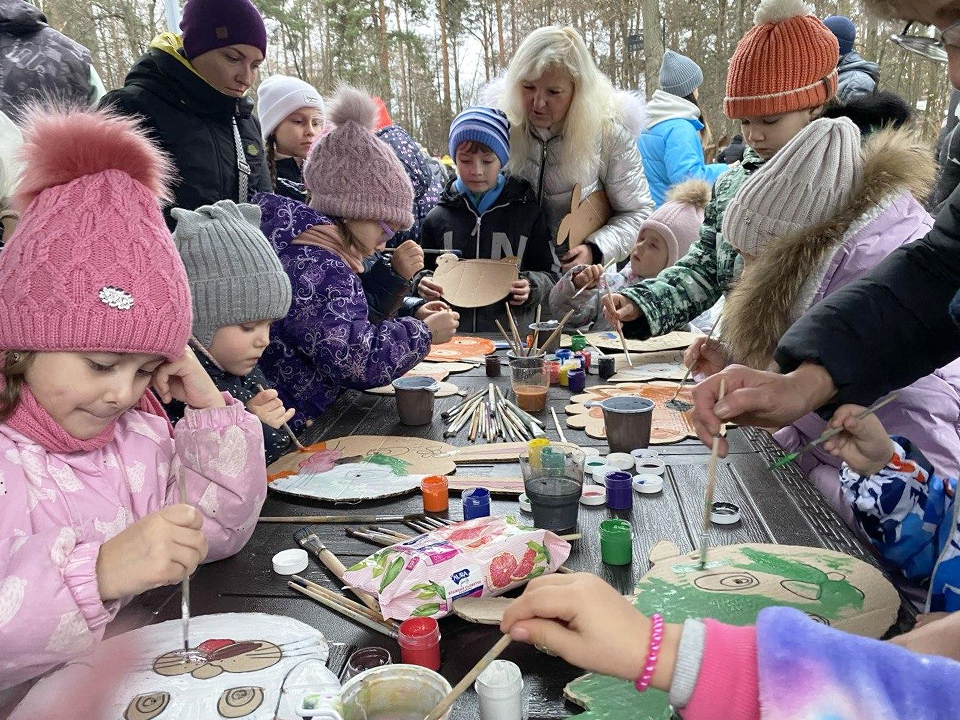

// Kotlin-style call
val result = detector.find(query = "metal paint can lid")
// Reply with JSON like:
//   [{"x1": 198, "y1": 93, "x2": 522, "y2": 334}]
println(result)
[
  {"x1": 710, "y1": 502, "x2": 742, "y2": 525},
  {"x1": 273, "y1": 548, "x2": 309, "y2": 575}
]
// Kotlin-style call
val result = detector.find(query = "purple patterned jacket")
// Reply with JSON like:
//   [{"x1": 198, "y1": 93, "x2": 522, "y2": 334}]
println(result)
[{"x1": 254, "y1": 192, "x2": 432, "y2": 431}]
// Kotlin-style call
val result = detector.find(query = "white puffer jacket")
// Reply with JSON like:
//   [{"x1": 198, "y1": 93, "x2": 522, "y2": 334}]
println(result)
[{"x1": 509, "y1": 93, "x2": 654, "y2": 264}]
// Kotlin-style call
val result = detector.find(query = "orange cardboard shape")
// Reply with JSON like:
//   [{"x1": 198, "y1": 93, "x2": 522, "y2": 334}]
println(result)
[{"x1": 565, "y1": 382, "x2": 696, "y2": 444}]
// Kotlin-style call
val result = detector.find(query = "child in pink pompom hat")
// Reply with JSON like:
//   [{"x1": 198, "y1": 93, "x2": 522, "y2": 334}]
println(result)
[
  {"x1": 550, "y1": 180, "x2": 712, "y2": 331},
  {"x1": 0, "y1": 106, "x2": 266, "y2": 694}
]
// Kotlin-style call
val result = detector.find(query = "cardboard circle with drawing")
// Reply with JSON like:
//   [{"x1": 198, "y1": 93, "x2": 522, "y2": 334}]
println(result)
[
  {"x1": 16, "y1": 613, "x2": 333, "y2": 720},
  {"x1": 431, "y1": 253, "x2": 519, "y2": 308},
  {"x1": 563, "y1": 541, "x2": 899, "y2": 720},
  {"x1": 563, "y1": 330, "x2": 701, "y2": 354},
  {"x1": 266, "y1": 437, "x2": 582, "y2": 500},
  {"x1": 565, "y1": 382, "x2": 696, "y2": 444},
  {"x1": 424, "y1": 335, "x2": 496, "y2": 362}
]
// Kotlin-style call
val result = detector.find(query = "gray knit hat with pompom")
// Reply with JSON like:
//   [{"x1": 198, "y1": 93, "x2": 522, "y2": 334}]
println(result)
[{"x1": 301, "y1": 85, "x2": 415, "y2": 229}]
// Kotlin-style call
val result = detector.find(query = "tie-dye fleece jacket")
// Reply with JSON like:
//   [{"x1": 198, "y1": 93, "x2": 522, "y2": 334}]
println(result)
[
  {"x1": 840, "y1": 437, "x2": 960, "y2": 612},
  {"x1": 680, "y1": 607, "x2": 958, "y2": 720},
  {"x1": 0, "y1": 395, "x2": 266, "y2": 693}
]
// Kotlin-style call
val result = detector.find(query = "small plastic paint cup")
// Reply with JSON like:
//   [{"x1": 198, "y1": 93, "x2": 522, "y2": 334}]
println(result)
[
  {"x1": 568, "y1": 368, "x2": 586, "y2": 393},
  {"x1": 462, "y1": 487, "x2": 491, "y2": 520},
  {"x1": 555, "y1": 349, "x2": 573, "y2": 362},
  {"x1": 604, "y1": 470, "x2": 633, "y2": 510},
  {"x1": 392, "y1": 376, "x2": 440, "y2": 426},
  {"x1": 398, "y1": 617, "x2": 442, "y2": 670},
  {"x1": 598, "y1": 356, "x2": 616, "y2": 380},
  {"x1": 575, "y1": 350, "x2": 591, "y2": 372},
  {"x1": 570, "y1": 333, "x2": 587, "y2": 351},
  {"x1": 547, "y1": 360, "x2": 561, "y2": 385},
  {"x1": 599, "y1": 519, "x2": 633, "y2": 566},
  {"x1": 475, "y1": 659, "x2": 524, "y2": 720},
  {"x1": 559, "y1": 364, "x2": 570, "y2": 387},
  {"x1": 343, "y1": 646, "x2": 392, "y2": 681},
  {"x1": 339, "y1": 663, "x2": 452, "y2": 720},
  {"x1": 421, "y1": 475, "x2": 449, "y2": 513},
  {"x1": 599, "y1": 396, "x2": 654, "y2": 453},
  {"x1": 527, "y1": 438, "x2": 549, "y2": 469},
  {"x1": 485, "y1": 354, "x2": 502, "y2": 377}
]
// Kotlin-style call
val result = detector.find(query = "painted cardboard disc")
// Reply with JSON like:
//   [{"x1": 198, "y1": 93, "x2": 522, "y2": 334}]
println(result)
[
  {"x1": 579, "y1": 330, "x2": 701, "y2": 354},
  {"x1": 564, "y1": 542, "x2": 899, "y2": 720},
  {"x1": 18, "y1": 613, "x2": 332, "y2": 720},
  {"x1": 424, "y1": 336, "x2": 496, "y2": 362},
  {"x1": 565, "y1": 382, "x2": 696, "y2": 444},
  {"x1": 366, "y1": 380, "x2": 460, "y2": 398},
  {"x1": 432, "y1": 254, "x2": 519, "y2": 308}
]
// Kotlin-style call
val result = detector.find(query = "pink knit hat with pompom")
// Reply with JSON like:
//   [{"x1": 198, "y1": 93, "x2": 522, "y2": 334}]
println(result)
[
  {"x1": 0, "y1": 106, "x2": 192, "y2": 361},
  {"x1": 302, "y1": 85, "x2": 414, "y2": 229}
]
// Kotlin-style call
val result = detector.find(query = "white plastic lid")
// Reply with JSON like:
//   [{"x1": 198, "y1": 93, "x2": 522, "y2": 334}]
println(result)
[
  {"x1": 633, "y1": 474, "x2": 663, "y2": 494},
  {"x1": 631, "y1": 448, "x2": 659, "y2": 459},
  {"x1": 580, "y1": 486, "x2": 606, "y2": 506},
  {"x1": 518, "y1": 493, "x2": 532, "y2": 513},
  {"x1": 635, "y1": 457, "x2": 666, "y2": 476},
  {"x1": 591, "y1": 464, "x2": 618, "y2": 484},
  {"x1": 273, "y1": 548, "x2": 309, "y2": 575},
  {"x1": 605, "y1": 452, "x2": 634, "y2": 471}
]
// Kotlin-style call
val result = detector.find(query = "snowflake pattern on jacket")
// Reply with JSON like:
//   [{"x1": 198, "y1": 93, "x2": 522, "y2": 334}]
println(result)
[
  {"x1": 254, "y1": 192, "x2": 432, "y2": 432},
  {"x1": 840, "y1": 437, "x2": 960, "y2": 612}
]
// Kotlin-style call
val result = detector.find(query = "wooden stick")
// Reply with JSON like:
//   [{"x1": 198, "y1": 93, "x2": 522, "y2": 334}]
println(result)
[
  {"x1": 550, "y1": 407, "x2": 568, "y2": 444},
  {"x1": 700, "y1": 378, "x2": 725, "y2": 570},
  {"x1": 291, "y1": 575, "x2": 396, "y2": 627},
  {"x1": 504, "y1": 302, "x2": 524, "y2": 356},
  {"x1": 571, "y1": 257, "x2": 618, "y2": 299},
  {"x1": 604, "y1": 281, "x2": 633, "y2": 367},
  {"x1": 468, "y1": 402, "x2": 482, "y2": 442},
  {"x1": 494, "y1": 319, "x2": 520, "y2": 356},
  {"x1": 531, "y1": 304, "x2": 542, "y2": 353},
  {"x1": 442, "y1": 388, "x2": 486, "y2": 419},
  {"x1": 299, "y1": 534, "x2": 381, "y2": 614},
  {"x1": 559, "y1": 533, "x2": 581, "y2": 541},
  {"x1": 254, "y1": 382, "x2": 306, "y2": 451},
  {"x1": 556, "y1": 566, "x2": 575, "y2": 574},
  {"x1": 260, "y1": 514, "x2": 417, "y2": 524},
  {"x1": 537, "y1": 308, "x2": 575, "y2": 357},
  {"x1": 425, "y1": 635, "x2": 513, "y2": 720},
  {"x1": 346, "y1": 528, "x2": 400, "y2": 547},
  {"x1": 289, "y1": 582, "x2": 398, "y2": 639},
  {"x1": 369, "y1": 525, "x2": 412, "y2": 539}
]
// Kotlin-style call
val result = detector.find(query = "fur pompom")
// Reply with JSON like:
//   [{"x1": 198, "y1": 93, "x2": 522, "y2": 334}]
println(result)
[
  {"x1": 754, "y1": 0, "x2": 813, "y2": 25},
  {"x1": 13, "y1": 104, "x2": 173, "y2": 212},
  {"x1": 327, "y1": 84, "x2": 378, "y2": 132},
  {"x1": 666, "y1": 180, "x2": 712, "y2": 210}
]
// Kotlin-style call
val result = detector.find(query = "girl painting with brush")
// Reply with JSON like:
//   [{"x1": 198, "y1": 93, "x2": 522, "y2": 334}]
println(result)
[
  {"x1": 168, "y1": 200, "x2": 297, "y2": 465},
  {"x1": 255, "y1": 85, "x2": 460, "y2": 430},
  {"x1": 0, "y1": 107, "x2": 267, "y2": 694},
  {"x1": 684, "y1": 116, "x2": 960, "y2": 531}
]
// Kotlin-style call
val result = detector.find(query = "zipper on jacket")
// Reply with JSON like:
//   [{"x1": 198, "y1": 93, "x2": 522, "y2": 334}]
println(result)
[{"x1": 536, "y1": 136, "x2": 547, "y2": 203}]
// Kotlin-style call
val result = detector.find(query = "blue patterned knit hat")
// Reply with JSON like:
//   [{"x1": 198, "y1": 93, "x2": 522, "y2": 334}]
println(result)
[{"x1": 449, "y1": 107, "x2": 510, "y2": 166}]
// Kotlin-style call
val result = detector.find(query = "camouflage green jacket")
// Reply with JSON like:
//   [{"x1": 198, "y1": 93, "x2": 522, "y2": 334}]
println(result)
[{"x1": 620, "y1": 148, "x2": 766, "y2": 337}]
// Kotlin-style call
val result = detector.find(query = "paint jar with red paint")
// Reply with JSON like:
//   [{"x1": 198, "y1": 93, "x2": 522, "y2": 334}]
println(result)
[{"x1": 398, "y1": 616, "x2": 442, "y2": 670}]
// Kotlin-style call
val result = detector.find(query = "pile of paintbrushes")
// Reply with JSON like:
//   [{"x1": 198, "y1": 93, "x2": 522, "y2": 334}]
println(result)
[
  {"x1": 346, "y1": 516, "x2": 455, "y2": 547},
  {"x1": 287, "y1": 574, "x2": 399, "y2": 638},
  {"x1": 495, "y1": 302, "x2": 575, "y2": 358},
  {"x1": 442, "y1": 383, "x2": 546, "y2": 443}
]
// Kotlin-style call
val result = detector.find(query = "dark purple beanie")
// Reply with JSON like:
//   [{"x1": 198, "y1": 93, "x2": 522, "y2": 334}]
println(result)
[{"x1": 180, "y1": 0, "x2": 267, "y2": 60}]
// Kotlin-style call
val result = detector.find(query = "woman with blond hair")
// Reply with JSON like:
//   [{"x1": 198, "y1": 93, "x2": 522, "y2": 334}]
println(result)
[{"x1": 500, "y1": 26, "x2": 653, "y2": 271}]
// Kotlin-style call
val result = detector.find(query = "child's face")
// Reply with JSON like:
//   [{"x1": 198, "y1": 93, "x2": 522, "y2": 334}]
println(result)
[
  {"x1": 208, "y1": 320, "x2": 274, "y2": 376},
  {"x1": 739, "y1": 108, "x2": 816, "y2": 159},
  {"x1": 24, "y1": 351, "x2": 164, "y2": 440},
  {"x1": 630, "y1": 230, "x2": 669, "y2": 279},
  {"x1": 455, "y1": 145, "x2": 501, "y2": 194},
  {"x1": 274, "y1": 107, "x2": 324, "y2": 159}
]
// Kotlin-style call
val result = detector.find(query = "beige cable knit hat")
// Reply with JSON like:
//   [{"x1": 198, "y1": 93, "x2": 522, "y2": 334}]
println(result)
[{"x1": 722, "y1": 116, "x2": 862, "y2": 258}]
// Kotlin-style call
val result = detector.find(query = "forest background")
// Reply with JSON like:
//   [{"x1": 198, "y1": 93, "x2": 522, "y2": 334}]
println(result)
[{"x1": 37, "y1": 0, "x2": 951, "y2": 155}]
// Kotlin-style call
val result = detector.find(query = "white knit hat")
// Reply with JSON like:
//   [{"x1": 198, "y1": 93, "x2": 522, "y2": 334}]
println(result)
[
  {"x1": 257, "y1": 75, "x2": 325, "y2": 142},
  {"x1": 722, "y1": 116, "x2": 862, "y2": 258}
]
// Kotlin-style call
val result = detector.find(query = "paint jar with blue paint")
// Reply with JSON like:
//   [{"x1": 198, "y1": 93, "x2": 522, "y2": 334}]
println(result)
[
  {"x1": 599, "y1": 519, "x2": 633, "y2": 565},
  {"x1": 462, "y1": 487, "x2": 491, "y2": 520},
  {"x1": 604, "y1": 470, "x2": 633, "y2": 510},
  {"x1": 568, "y1": 368, "x2": 586, "y2": 393}
]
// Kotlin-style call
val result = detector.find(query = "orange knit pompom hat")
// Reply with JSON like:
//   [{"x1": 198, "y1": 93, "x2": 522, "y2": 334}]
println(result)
[{"x1": 724, "y1": 0, "x2": 839, "y2": 119}]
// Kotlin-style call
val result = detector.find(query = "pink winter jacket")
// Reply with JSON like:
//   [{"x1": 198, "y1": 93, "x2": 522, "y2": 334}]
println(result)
[
  {"x1": 0, "y1": 393, "x2": 266, "y2": 692},
  {"x1": 771, "y1": 192, "x2": 960, "y2": 527}
]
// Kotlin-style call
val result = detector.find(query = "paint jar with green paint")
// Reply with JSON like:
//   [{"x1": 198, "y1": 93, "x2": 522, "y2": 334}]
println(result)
[{"x1": 599, "y1": 519, "x2": 633, "y2": 566}]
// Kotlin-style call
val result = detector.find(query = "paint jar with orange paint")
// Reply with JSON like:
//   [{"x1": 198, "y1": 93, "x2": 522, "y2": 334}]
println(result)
[{"x1": 421, "y1": 475, "x2": 449, "y2": 513}]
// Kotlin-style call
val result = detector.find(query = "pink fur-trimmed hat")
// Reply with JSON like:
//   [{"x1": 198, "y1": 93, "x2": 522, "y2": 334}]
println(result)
[
  {"x1": 0, "y1": 106, "x2": 192, "y2": 361},
  {"x1": 639, "y1": 180, "x2": 712, "y2": 266}
]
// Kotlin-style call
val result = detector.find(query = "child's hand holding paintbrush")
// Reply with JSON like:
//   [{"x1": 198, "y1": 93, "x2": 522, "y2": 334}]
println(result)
[{"x1": 820, "y1": 403, "x2": 898, "y2": 477}]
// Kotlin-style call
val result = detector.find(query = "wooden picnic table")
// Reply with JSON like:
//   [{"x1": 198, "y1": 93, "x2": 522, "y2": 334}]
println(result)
[{"x1": 112, "y1": 335, "x2": 914, "y2": 719}]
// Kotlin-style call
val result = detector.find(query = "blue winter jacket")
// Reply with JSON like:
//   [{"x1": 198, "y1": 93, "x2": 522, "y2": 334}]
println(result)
[{"x1": 638, "y1": 90, "x2": 726, "y2": 207}]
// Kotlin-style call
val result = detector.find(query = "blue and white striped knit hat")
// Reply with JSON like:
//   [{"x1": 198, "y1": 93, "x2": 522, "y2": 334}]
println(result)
[{"x1": 448, "y1": 107, "x2": 511, "y2": 166}]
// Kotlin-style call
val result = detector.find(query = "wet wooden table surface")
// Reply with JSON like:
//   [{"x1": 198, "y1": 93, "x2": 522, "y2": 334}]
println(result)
[{"x1": 113, "y1": 338, "x2": 912, "y2": 719}]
